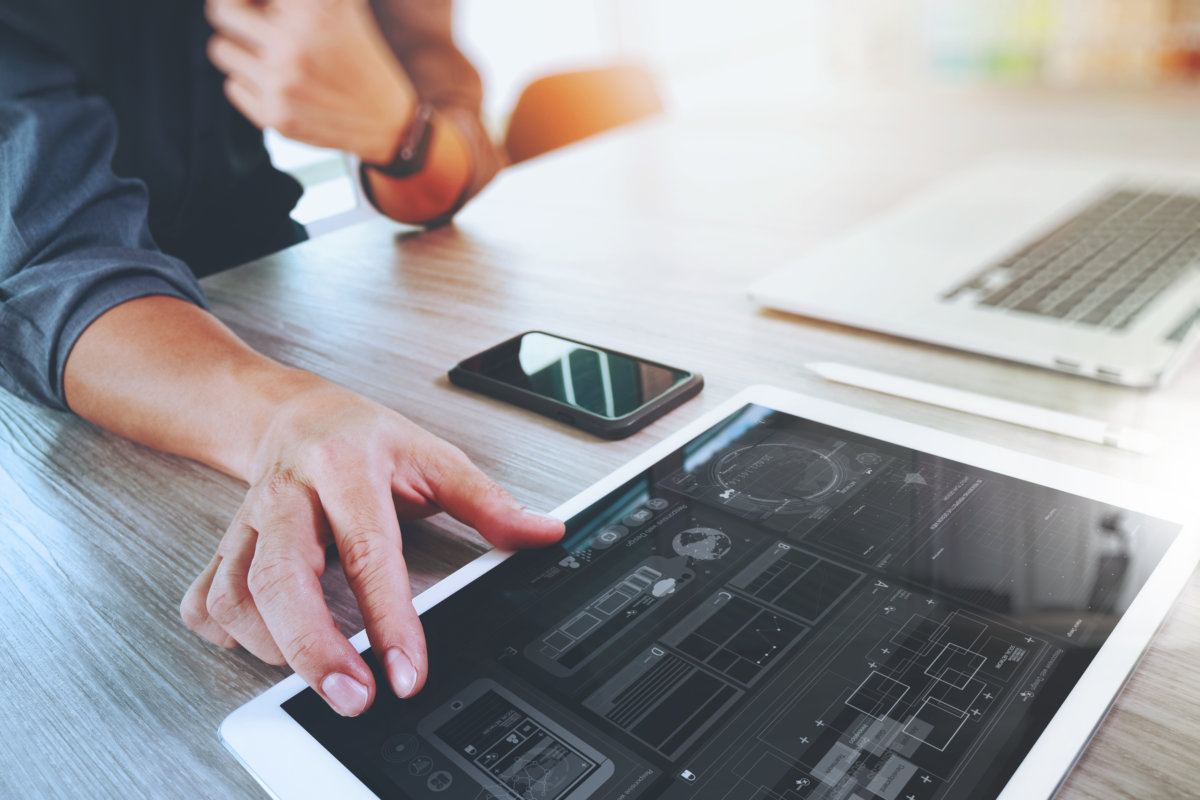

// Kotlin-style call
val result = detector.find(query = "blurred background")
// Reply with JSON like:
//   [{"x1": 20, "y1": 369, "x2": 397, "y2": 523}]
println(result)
[
  {"x1": 276, "y1": 0, "x2": 1200, "y2": 229},
  {"x1": 463, "y1": 0, "x2": 1200, "y2": 113}
]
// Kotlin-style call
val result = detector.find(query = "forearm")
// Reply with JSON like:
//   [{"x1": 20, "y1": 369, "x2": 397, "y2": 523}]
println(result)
[{"x1": 62, "y1": 295, "x2": 323, "y2": 481}]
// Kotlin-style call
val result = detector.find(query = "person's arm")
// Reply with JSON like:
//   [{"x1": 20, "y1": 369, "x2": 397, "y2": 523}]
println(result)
[
  {"x1": 1, "y1": 24, "x2": 563, "y2": 716},
  {"x1": 204, "y1": 0, "x2": 500, "y2": 226},
  {"x1": 66, "y1": 298, "x2": 563, "y2": 715},
  {"x1": 367, "y1": 0, "x2": 506, "y2": 222}
]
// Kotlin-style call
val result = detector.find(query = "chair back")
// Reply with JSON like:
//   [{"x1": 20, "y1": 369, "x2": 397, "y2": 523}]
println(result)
[{"x1": 504, "y1": 64, "x2": 664, "y2": 164}]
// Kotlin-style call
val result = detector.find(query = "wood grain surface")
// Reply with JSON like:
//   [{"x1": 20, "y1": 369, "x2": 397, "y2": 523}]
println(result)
[{"x1": 2, "y1": 87, "x2": 1199, "y2": 799}]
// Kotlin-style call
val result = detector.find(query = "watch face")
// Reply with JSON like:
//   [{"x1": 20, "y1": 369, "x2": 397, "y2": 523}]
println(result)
[{"x1": 370, "y1": 102, "x2": 434, "y2": 178}]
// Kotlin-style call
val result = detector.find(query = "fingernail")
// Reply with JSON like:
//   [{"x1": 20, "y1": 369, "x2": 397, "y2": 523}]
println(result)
[
  {"x1": 320, "y1": 672, "x2": 370, "y2": 716},
  {"x1": 385, "y1": 648, "x2": 418, "y2": 698}
]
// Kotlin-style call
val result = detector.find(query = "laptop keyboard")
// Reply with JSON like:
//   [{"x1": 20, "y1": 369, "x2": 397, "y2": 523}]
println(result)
[{"x1": 945, "y1": 187, "x2": 1200, "y2": 330}]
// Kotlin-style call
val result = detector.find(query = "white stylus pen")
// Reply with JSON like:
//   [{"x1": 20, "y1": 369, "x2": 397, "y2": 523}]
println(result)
[{"x1": 806, "y1": 362, "x2": 1160, "y2": 455}]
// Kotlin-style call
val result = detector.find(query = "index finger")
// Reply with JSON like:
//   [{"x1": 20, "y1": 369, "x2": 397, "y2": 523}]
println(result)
[{"x1": 410, "y1": 444, "x2": 565, "y2": 550}]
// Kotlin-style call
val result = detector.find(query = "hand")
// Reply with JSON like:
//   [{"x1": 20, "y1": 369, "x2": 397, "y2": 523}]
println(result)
[
  {"x1": 205, "y1": 0, "x2": 416, "y2": 164},
  {"x1": 179, "y1": 382, "x2": 565, "y2": 715}
]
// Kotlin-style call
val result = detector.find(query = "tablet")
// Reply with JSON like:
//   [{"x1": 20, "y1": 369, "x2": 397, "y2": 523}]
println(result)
[{"x1": 221, "y1": 385, "x2": 1198, "y2": 800}]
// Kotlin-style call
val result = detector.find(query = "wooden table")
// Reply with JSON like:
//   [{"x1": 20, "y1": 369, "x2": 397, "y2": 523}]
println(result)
[{"x1": 3, "y1": 87, "x2": 1199, "y2": 799}]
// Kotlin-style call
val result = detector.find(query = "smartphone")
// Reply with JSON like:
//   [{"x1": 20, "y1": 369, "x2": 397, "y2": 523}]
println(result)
[{"x1": 449, "y1": 331, "x2": 703, "y2": 439}]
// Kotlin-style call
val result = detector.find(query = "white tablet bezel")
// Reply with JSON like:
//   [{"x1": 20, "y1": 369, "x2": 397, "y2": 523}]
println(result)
[{"x1": 220, "y1": 384, "x2": 1198, "y2": 800}]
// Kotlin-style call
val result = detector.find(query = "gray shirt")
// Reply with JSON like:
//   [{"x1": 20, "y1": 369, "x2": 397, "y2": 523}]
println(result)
[{"x1": 0, "y1": 1, "x2": 500, "y2": 411}]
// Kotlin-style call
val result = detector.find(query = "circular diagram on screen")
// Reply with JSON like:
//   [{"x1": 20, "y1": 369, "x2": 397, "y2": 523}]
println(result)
[
  {"x1": 672, "y1": 527, "x2": 732, "y2": 561},
  {"x1": 504, "y1": 748, "x2": 587, "y2": 800},
  {"x1": 711, "y1": 443, "x2": 843, "y2": 513}
]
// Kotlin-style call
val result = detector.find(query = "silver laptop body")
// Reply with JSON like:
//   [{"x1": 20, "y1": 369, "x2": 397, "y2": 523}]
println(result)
[{"x1": 750, "y1": 154, "x2": 1200, "y2": 387}]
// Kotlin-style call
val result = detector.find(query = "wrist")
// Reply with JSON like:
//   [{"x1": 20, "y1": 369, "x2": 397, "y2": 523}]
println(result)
[
  {"x1": 360, "y1": 90, "x2": 419, "y2": 167},
  {"x1": 61, "y1": 297, "x2": 341, "y2": 485},
  {"x1": 360, "y1": 110, "x2": 473, "y2": 225},
  {"x1": 232, "y1": 361, "x2": 333, "y2": 483},
  {"x1": 363, "y1": 102, "x2": 435, "y2": 179}
]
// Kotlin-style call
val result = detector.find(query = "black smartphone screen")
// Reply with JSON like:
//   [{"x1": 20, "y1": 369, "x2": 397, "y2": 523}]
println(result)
[{"x1": 458, "y1": 332, "x2": 693, "y2": 420}]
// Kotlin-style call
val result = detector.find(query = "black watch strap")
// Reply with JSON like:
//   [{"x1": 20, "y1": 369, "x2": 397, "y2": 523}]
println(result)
[{"x1": 364, "y1": 101, "x2": 435, "y2": 179}]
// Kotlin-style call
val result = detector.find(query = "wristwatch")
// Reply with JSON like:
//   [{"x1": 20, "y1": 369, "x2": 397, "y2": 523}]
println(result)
[{"x1": 363, "y1": 101, "x2": 435, "y2": 179}]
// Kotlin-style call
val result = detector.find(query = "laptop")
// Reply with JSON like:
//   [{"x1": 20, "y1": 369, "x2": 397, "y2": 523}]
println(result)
[{"x1": 749, "y1": 154, "x2": 1200, "y2": 387}]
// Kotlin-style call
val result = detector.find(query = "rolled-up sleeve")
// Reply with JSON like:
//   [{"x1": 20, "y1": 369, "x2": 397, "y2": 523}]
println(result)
[{"x1": 0, "y1": 27, "x2": 208, "y2": 411}]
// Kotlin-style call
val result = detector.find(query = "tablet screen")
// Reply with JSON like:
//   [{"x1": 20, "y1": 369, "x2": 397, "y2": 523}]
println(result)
[{"x1": 283, "y1": 403, "x2": 1180, "y2": 799}]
